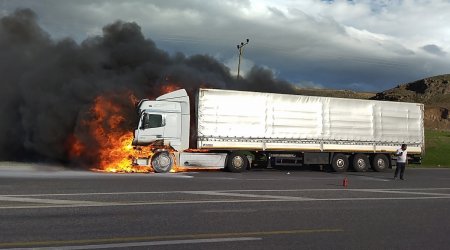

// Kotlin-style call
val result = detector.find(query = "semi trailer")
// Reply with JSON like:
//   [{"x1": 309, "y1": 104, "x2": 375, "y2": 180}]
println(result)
[{"x1": 131, "y1": 88, "x2": 424, "y2": 173}]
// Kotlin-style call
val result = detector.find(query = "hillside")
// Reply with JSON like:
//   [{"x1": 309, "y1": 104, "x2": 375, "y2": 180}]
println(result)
[
  {"x1": 373, "y1": 74, "x2": 450, "y2": 130},
  {"x1": 294, "y1": 87, "x2": 376, "y2": 99}
]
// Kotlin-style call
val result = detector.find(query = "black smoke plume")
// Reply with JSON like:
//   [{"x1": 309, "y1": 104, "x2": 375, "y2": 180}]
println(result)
[{"x1": 0, "y1": 9, "x2": 296, "y2": 165}]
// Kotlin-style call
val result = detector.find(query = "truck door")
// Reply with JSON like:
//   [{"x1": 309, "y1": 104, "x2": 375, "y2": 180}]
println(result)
[
  {"x1": 135, "y1": 112, "x2": 165, "y2": 144},
  {"x1": 162, "y1": 112, "x2": 181, "y2": 147}
]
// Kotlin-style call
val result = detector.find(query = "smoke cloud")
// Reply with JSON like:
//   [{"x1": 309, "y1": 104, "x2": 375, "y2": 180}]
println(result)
[{"x1": 0, "y1": 9, "x2": 296, "y2": 165}]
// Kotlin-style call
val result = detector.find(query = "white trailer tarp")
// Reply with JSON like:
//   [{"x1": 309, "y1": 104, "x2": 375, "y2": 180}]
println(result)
[{"x1": 197, "y1": 89, "x2": 424, "y2": 152}]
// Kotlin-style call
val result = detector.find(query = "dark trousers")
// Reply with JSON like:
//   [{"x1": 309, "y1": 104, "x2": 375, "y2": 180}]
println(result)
[{"x1": 394, "y1": 162, "x2": 406, "y2": 178}]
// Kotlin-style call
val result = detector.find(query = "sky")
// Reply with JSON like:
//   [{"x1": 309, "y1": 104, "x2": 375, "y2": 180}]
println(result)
[{"x1": 1, "y1": 0, "x2": 450, "y2": 92}]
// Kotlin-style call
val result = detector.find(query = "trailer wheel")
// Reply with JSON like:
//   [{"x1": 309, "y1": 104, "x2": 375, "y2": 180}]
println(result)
[
  {"x1": 226, "y1": 152, "x2": 248, "y2": 173},
  {"x1": 151, "y1": 152, "x2": 173, "y2": 173},
  {"x1": 352, "y1": 154, "x2": 370, "y2": 172},
  {"x1": 331, "y1": 153, "x2": 349, "y2": 172},
  {"x1": 372, "y1": 154, "x2": 389, "y2": 172}
]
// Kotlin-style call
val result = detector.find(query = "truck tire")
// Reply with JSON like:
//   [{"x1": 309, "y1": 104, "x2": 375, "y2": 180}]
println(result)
[
  {"x1": 151, "y1": 152, "x2": 174, "y2": 173},
  {"x1": 226, "y1": 152, "x2": 248, "y2": 173},
  {"x1": 331, "y1": 153, "x2": 349, "y2": 172},
  {"x1": 372, "y1": 154, "x2": 389, "y2": 172},
  {"x1": 352, "y1": 154, "x2": 370, "y2": 172}
]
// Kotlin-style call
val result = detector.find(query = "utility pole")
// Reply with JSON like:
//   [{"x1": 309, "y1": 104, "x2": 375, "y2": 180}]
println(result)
[{"x1": 236, "y1": 38, "x2": 250, "y2": 80}]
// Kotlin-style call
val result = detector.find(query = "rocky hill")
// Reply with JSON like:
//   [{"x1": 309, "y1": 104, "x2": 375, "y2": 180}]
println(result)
[
  {"x1": 294, "y1": 87, "x2": 376, "y2": 100},
  {"x1": 373, "y1": 74, "x2": 450, "y2": 130}
]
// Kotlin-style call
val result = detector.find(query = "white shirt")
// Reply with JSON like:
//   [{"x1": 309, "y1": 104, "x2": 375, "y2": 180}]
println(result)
[{"x1": 396, "y1": 148, "x2": 407, "y2": 163}]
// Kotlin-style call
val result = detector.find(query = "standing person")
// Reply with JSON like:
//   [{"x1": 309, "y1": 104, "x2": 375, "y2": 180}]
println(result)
[{"x1": 394, "y1": 144, "x2": 408, "y2": 180}]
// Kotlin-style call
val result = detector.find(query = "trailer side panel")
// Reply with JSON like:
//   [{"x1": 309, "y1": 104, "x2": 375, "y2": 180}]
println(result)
[{"x1": 197, "y1": 89, "x2": 423, "y2": 154}]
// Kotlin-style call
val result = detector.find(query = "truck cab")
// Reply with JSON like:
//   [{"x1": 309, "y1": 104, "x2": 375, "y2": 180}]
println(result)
[
  {"x1": 132, "y1": 89, "x2": 190, "y2": 152},
  {"x1": 131, "y1": 89, "x2": 192, "y2": 173}
]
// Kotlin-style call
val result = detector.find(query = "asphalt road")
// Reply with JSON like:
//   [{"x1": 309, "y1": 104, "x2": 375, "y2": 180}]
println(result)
[{"x1": 1, "y1": 163, "x2": 450, "y2": 250}]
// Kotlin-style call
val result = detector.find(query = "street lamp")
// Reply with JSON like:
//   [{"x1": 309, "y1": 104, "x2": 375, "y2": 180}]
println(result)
[{"x1": 236, "y1": 38, "x2": 250, "y2": 80}]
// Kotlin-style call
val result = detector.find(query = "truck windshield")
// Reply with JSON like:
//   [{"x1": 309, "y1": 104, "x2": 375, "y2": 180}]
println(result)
[{"x1": 141, "y1": 113, "x2": 163, "y2": 129}]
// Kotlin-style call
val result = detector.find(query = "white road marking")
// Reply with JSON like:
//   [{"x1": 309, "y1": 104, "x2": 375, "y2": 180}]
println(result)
[
  {"x1": 3, "y1": 187, "x2": 450, "y2": 197},
  {"x1": 2, "y1": 188, "x2": 450, "y2": 210},
  {"x1": 1, "y1": 196, "x2": 450, "y2": 210},
  {"x1": 6, "y1": 237, "x2": 261, "y2": 250},
  {"x1": 0, "y1": 196, "x2": 112, "y2": 205},
  {"x1": 350, "y1": 189, "x2": 450, "y2": 196},
  {"x1": 201, "y1": 208, "x2": 258, "y2": 213},
  {"x1": 184, "y1": 190, "x2": 313, "y2": 201}
]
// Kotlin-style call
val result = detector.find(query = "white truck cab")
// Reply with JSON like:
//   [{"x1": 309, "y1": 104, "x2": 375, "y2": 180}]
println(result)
[{"x1": 133, "y1": 89, "x2": 190, "y2": 152}]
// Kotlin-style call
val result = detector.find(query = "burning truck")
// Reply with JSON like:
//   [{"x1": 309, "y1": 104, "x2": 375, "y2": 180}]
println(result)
[{"x1": 131, "y1": 88, "x2": 424, "y2": 173}]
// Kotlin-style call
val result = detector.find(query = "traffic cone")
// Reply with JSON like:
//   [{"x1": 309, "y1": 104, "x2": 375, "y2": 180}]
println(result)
[{"x1": 343, "y1": 177, "x2": 348, "y2": 188}]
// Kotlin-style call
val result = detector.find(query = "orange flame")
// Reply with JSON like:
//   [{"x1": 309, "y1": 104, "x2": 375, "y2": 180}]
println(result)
[
  {"x1": 69, "y1": 83, "x2": 186, "y2": 173},
  {"x1": 68, "y1": 94, "x2": 151, "y2": 173},
  {"x1": 161, "y1": 84, "x2": 181, "y2": 94}
]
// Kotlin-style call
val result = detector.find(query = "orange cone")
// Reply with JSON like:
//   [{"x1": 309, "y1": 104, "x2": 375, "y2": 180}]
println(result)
[{"x1": 343, "y1": 177, "x2": 348, "y2": 188}]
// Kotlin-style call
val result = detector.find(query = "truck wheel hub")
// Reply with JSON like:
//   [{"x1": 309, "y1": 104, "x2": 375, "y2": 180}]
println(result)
[
  {"x1": 232, "y1": 156, "x2": 244, "y2": 168},
  {"x1": 357, "y1": 159, "x2": 365, "y2": 167},
  {"x1": 336, "y1": 159, "x2": 345, "y2": 168},
  {"x1": 152, "y1": 153, "x2": 173, "y2": 173},
  {"x1": 157, "y1": 155, "x2": 171, "y2": 167}
]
